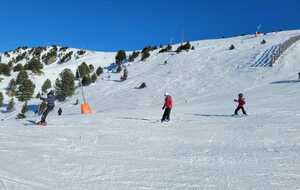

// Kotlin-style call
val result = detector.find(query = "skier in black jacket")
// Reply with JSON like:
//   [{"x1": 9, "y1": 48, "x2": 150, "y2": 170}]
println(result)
[{"x1": 38, "y1": 90, "x2": 56, "y2": 125}]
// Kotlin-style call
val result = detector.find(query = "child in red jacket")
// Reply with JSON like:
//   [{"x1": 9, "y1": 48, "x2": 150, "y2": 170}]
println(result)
[
  {"x1": 234, "y1": 93, "x2": 247, "y2": 115},
  {"x1": 161, "y1": 92, "x2": 173, "y2": 122}
]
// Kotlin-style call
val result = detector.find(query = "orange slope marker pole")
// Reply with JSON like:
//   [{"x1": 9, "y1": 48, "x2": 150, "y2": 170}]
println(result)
[{"x1": 78, "y1": 69, "x2": 92, "y2": 114}]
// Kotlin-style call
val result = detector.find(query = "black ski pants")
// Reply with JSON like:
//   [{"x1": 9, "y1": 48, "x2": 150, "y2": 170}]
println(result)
[
  {"x1": 234, "y1": 106, "x2": 247, "y2": 115},
  {"x1": 161, "y1": 108, "x2": 171, "y2": 122},
  {"x1": 41, "y1": 105, "x2": 54, "y2": 123}
]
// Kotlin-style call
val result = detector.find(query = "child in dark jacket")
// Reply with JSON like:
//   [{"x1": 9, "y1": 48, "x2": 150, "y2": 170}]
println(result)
[
  {"x1": 38, "y1": 90, "x2": 56, "y2": 125},
  {"x1": 234, "y1": 93, "x2": 247, "y2": 115},
  {"x1": 58, "y1": 108, "x2": 62, "y2": 116}
]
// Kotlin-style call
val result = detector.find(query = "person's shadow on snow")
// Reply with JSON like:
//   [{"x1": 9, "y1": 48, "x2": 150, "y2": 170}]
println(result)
[
  {"x1": 185, "y1": 113, "x2": 234, "y2": 118},
  {"x1": 271, "y1": 80, "x2": 300, "y2": 84}
]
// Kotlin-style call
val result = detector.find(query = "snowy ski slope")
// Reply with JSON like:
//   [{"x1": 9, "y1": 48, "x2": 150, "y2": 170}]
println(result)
[{"x1": 0, "y1": 30, "x2": 300, "y2": 189}]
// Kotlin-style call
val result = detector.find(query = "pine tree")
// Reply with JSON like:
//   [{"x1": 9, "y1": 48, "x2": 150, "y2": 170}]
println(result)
[
  {"x1": 7, "y1": 98, "x2": 15, "y2": 112},
  {"x1": 115, "y1": 50, "x2": 126, "y2": 65},
  {"x1": 128, "y1": 51, "x2": 140, "y2": 62},
  {"x1": 0, "y1": 92, "x2": 3, "y2": 107},
  {"x1": 116, "y1": 65, "x2": 122, "y2": 73},
  {"x1": 96, "y1": 66, "x2": 103, "y2": 76},
  {"x1": 16, "y1": 70, "x2": 28, "y2": 85},
  {"x1": 89, "y1": 64, "x2": 95, "y2": 72},
  {"x1": 55, "y1": 69, "x2": 75, "y2": 101},
  {"x1": 91, "y1": 73, "x2": 98, "y2": 83},
  {"x1": 82, "y1": 74, "x2": 92, "y2": 86},
  {"x1": 77, "y1": 62, "x2": 90, "y2": 78},
  {"x1": 27, "y1": 57, "x2": 43, "y2": 73},
  {"x1": 120, "y1": 68, "x2": 128, "y2": 81},
  {"x1": 176, "y1": 42, "x2": 191, "y2": 53},
  {"x1": 16, "y1": 79, "x2": 35, "y2": 102},
  {"x1": 42, "y1": 79, "x2": 52, "y2": 93},
  {"x1": 0, "y1": 63, "x2": 11, "y2": 76},
  {"x1": 141, "y1": 50, "x2": 150, "y2": 61},
  {"x1": 7, "y1": 79, "x2": 17, "y2": 97},
  {"x1": 17, "y1": 101, "x2": 28, "y2": 119},
  {"x1": 13, "y1": 64, "x2": 24, "y2": 72}
]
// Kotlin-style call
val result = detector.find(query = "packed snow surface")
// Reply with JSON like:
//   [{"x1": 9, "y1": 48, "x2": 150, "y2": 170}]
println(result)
[{"x1": 1, "y1": 30, "x2": 300, "y2": 189}]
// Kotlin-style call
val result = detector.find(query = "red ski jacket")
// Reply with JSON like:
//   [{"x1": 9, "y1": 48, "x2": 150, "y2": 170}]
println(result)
[
  {"x1": 164, "y1": 95, "x2": 173, "y2": 109},
  {"x1": 236, "y1": 97, "x2": 246, "y2": 107}
]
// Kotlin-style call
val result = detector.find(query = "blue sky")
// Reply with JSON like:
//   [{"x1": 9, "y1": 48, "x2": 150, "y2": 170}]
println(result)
[{"x1": 0, "y1": 0, "x2": 299, "y2": 52}]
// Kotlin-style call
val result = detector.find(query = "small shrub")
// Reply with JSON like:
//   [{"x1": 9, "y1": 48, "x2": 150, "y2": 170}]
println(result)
[
  {"x1": 116, "y1": 65, "x2": 122, "y2": 73},
  {"x1": 229, "y1": 44, "x2": 235, "y2": 50},
  {"x1": 159, "y1": 45, "x2": 172, "y2": 53},
  {"x1": 128, "y1": 51, "x2": 140, "y2": 62},
  {"x1": 91, "y1": 73, "x2": 98, "y2": 83},
  {"x1": 32, "y1": 47, "x2": 46, "y2": 57},
  {"x1": 59, "y1": 46, "x2": 68, "y2": 52},
  {"x1": 120, "y1": 68, "x2": 128, "y2": 81},
  {"x1": 43, "y1": 48, "x2": 57, "y2": 64},
  {"x1": 191, "y1": 46, "x2": 195, "y2": 50},
  {"x1": 36, "y1": 92, "x2": 41, "y2": 98},
  {"x1": 176, "y1": 42, "x2": 191, "y2": 53},
  {"x1": 96, "y1": 66, "x2": 103, "y2": 76},
  {"x1": 261, "y1": 39, "x2": 266, "y2": 44},
  {"x1": 0, "y1": 63, "x2": 11, "y2": 76},
  {"x1": 17, "y1": 102, "x2": 28, "y2": 119},
  {"x1": 77, "y1": 50, "x2": 86, "y2": 56},
  {"x1": 15, "y1": 52, "x2": 27, "y2": 63},
  {"x1": 141, "y1": 50, "x2": 150, "y2": 61},
  {"x1": 7, "y1": 98, "x2": 15, "y2": 112},
  {"x1": 6, "y1": 79, "x2": 17, "y2": 97},
  {"x1": 60, "y1": 51, "x2": 73, "y2": 63},
  {"x1": 89, "y1": 64, "x2": 95, "y2": 72},
  {"x1": 13, "y1": 64, "x2": 24, "y2": 72}
]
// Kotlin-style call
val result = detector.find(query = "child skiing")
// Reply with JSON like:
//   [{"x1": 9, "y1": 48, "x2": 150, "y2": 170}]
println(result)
[
  {"x1": 161, "y1": 92, "x2": 173, "y2": 123},
  {"x1": 234, "y1": 93, "x2": 247, "y2": 116},
  {"x1": 37, "y1": 90, "x2": 56, "y2": 125},
  {"x1": 58, "y1": 107, "x2": 62, "y2": 116}
]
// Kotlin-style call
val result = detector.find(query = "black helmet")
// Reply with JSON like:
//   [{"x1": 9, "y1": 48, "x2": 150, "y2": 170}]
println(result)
[{"x1": 238, "y1": 93, "x2": 243, "y2": 97}]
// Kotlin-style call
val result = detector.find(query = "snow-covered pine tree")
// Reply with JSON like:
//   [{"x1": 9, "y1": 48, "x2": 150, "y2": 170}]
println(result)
[
  {"x1": 115, "y1": 50, "x2": 126, "y2": 65},
  {"x1": 55, "y1": 69, "x2": 75, "y2": 101},
  {"x1": 7, "y1": 98, "x2": 15, "y2": 112},
  {"x1": 82, "y1": 74, "x2": 92, "y2": 86},
  {"x1": 42, "y1": 79, "x2": 52, "y2": 93},
  {"x1": 91, "y1": 73, "x2": 98, "y2": 83},
  {"x1": 16, "y1": 79, "x2": 35, "y2": 102},
  {"x1": 0, "y1": 92, "x2": 3, "y2": 107},
  {"x1": 16, "y1": 70, "x2": 28, "y2": 85},
  {"x1": 96, "y1": 66, "x2": 103, "y2": 76},
  {"x1": 17, "y1": 101, "x2": 28, "y2": 119},
  {"x1": 7, "y1": 79, "x2": 17, "y2": 97}
]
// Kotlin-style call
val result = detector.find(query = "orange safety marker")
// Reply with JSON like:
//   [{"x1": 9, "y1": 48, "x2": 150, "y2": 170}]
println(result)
[
  {"x1": 81, "y1": 103, "x2": 92, "y2": 114},
  {"x1": 77, "y1": 66, "x2": 92, "y2": 115}
]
